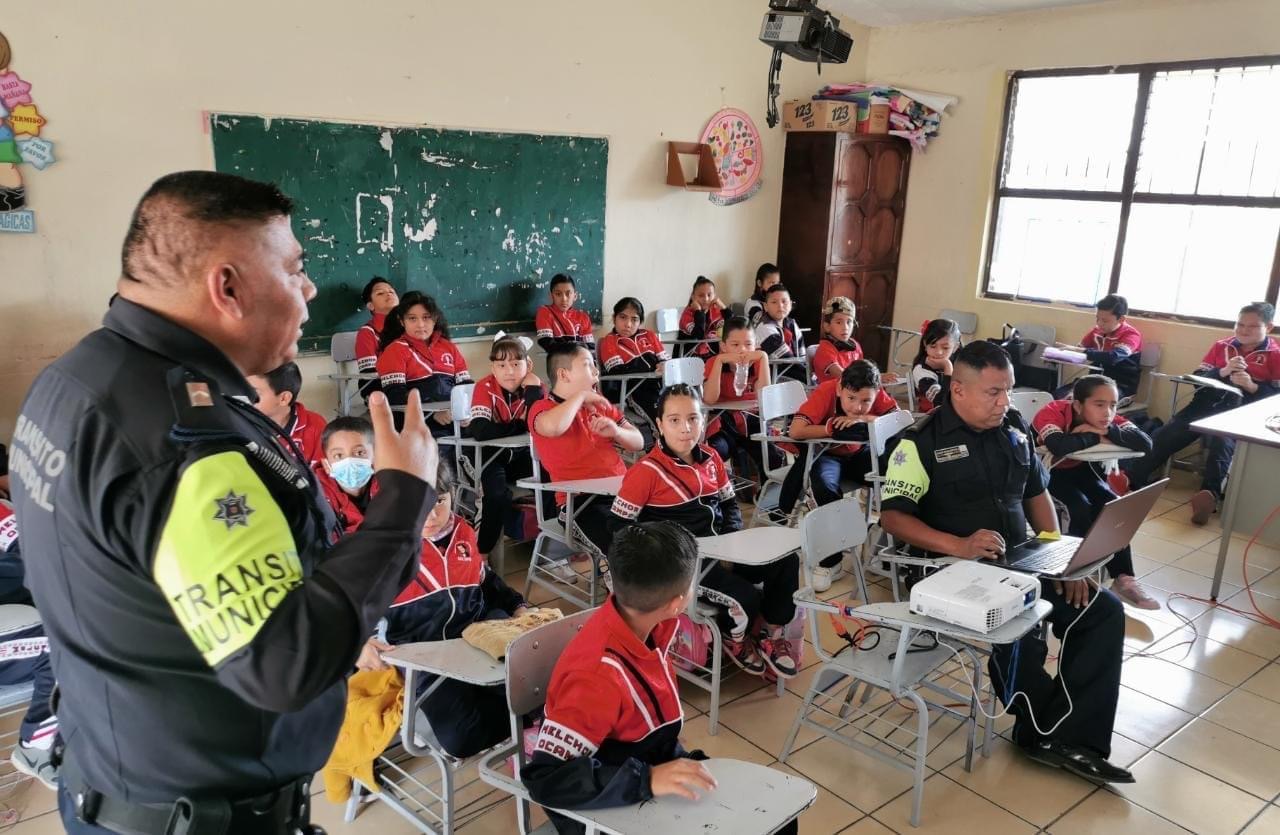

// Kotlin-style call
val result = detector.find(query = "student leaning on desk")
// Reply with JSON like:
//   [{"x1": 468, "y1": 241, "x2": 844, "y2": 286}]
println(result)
[{"x1": 879, "y1": 340, "x2": 1131, "y2": 785}]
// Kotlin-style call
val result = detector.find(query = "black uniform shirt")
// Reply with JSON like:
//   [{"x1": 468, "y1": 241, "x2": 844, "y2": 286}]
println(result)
[{"x1": 9, "y1": 297, "x2": 433, "y2": 803}]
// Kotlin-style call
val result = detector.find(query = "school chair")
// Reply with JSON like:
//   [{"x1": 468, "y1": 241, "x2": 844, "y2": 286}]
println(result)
[
  {"x1": 324, "y1": 330, "x2": 366, "y2": 416},
  {"x1": 855, "y1": 410, "x2": 918, "y2": 600},
  {"x1": 749, "y1": 380, "x2": 808, "y2": 527},
  {"x1": 445, "y1": 383, "x2": 477, "y2": 496},
  {"x1": 781, "y1": 499, "x2": 995, "y2": 828},
  {"x1": 1009, "y1": 322, "x2": 1057, "y2": 392},
  {"x1": 662, "y1": 356, "x2": 704, "y2": 388},
  {"x1": 1009, "y1": 389, "x2": 1053, "y2": 420},
  {"x1": 479, "y1": 611, "x2": 817, "y2": 835},
  {"x1": 1117, "y1": 342, "x2": 1162, "y2": 416},
  {"x1": 882, "y1": 309, "x2": 979, "y2": 380},
  {"x1": 654, "y1": 307, "x2": 681, "y2": 338},
  {"x1": 0, "y1": 605, "x2": 40, "y2": 795}
]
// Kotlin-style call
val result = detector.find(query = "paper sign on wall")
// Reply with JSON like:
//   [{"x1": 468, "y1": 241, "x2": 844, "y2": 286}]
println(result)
[{"x1": 0, "y1": 31, "x2": 56, "y2": 233}]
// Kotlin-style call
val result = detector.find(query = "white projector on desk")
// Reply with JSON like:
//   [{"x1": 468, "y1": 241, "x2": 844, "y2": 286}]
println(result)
[{"x1": 909, "y1": 561, "x2": 1040, "y2": 633}]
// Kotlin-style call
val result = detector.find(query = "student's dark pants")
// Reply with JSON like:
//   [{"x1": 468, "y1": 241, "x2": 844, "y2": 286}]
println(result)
[
  {"x1": 988, "y1": 583, "x2": 1124, "y2": 757},
  {"x1": 565, "y1": 500, "x2": 613, "y2": 559},
  {"x1": 1126, "y1": 400, "x2": 1235, "y2": 499},
  {"x1": 0, "y1": 624, "x2": 56, "y2": 744},
  {"x1": 780, "y1": 447, "x2": 874, "y2": 568},
  {"x1": 1048, "y1": 466, "x2": 1135, "y2": 580},
  {"x1": 698, "y1": 554, "x2": 800, "y2": 637},
  {"x1": 421, "y1": 675, "x2": 510, "y2": 759},
  {"x1": 774, "y1": 362, "x2": 807, "y2": 385},
  {"x1": 707, "y1": 413, "x2": 782, "y2": 483},
  {"x1": 477, "y1": 448, "x2": 533, "y2": 554}
]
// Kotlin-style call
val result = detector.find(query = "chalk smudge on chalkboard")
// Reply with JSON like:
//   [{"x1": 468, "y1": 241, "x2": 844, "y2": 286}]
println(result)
[
  {"x1": 420, "y1": 151, "x2": 493, "y2": 169},
  {"x1": 379, "y1": 130, "x2": 394, "y2": 156},
  {"x1": 355, "y1": 192, "x2": 395, "y2": 254},
  {"x1": 404, "y1": 218, "x2": 438, "y2": 243},
  {"x1": 308, "y1": 233, "x2": 336, "y2": 247}
]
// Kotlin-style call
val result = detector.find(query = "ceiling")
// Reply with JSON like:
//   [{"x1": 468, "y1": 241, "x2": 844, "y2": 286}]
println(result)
[{"x1": 821, "y1": 0, "x2": 1108, "y2": 27}]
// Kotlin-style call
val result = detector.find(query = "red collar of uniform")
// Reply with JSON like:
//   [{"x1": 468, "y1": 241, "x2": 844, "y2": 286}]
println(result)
[
  {"x1": 600, "y1": 596, "x2": 665, "y2": 657},
  {"x1": 425, "y1": 513, "x2": 460, "y2": 548},
  {"x1": 369, "y1": 312, "x2": 387, "y2": 332},
  {"x1": 656, "y1": 438, "x2": 712, "y2": 467}
]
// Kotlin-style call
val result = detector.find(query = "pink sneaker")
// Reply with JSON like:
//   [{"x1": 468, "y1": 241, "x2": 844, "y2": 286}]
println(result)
[{"x1": 723, "y1": 636, "x2": 766, "y2": 676}]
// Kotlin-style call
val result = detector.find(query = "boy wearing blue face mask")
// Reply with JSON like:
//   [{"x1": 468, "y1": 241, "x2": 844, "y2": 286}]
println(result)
[{"x1": 319, "y1": 416, "x2": 377, "y2": 534}]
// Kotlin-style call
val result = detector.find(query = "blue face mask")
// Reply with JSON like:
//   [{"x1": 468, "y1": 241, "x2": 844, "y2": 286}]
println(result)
[{"x1": 330, "y1": 457, "x2": 374, "y2": 492}]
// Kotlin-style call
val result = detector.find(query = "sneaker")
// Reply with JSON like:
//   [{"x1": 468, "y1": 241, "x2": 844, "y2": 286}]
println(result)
[
  {"x1": 760, "y1": 630, "x2": 799, "y2": 679},
  {"x1": 11, "y1": 743, "x2": 58, "y2": 790},
  {"x1": 1189, "y1": 489, "x2": 1216, "y2": 526},
  {"x1": 723, "y1": 636, "x2": 766, "y2": 676},
  {"x1": 546, "y1": 558, "x2": 580, "y2": 585},
  {"x1": 811, "y1": 565, "x2": 835, "y2": 593},
  {"x1": 1111, "y1": 575, "x2": 1160, "y2": 610}
]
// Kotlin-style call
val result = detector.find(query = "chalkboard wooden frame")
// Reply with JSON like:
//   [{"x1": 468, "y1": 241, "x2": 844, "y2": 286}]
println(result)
[{"x1": 210, "y1": 113, "x2": 608, "y2": 352}]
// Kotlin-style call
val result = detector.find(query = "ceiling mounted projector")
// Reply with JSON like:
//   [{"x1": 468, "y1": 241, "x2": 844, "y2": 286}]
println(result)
[{"x1": 759, "y1": 0, "x2": 853, "y2": 64}]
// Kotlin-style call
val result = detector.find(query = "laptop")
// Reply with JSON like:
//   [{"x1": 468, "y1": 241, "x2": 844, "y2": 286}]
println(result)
[{"x1": 995, "y1": 479, "x2": 1169, "y2": 578}]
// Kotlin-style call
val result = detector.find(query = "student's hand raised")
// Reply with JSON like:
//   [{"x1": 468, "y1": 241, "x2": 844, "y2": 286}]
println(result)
[
  {"x1": 650, "y1": 759, "x2": 718, "y2": 801},
  {"x1": 588, "y1": 414, "x2": 620, "y2": 439},
  {"x1": 368, "y1": 390, "x2": 439, "y2": 485},
  {"x1": 522, "y1": 370, "x2": 542, "y2": 388}
]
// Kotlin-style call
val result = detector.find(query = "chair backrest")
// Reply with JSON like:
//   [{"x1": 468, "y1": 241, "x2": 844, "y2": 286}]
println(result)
[
  {"x1": 1010, "y1": 390, "x2": 1053, "y2": 418},
  {"x1": 729, "y1": 301, "x2": 746, "y2": 319},
  {"x1": 758, "y1": 379, "x2": 807, "y2": 423},
  {"x1": 526, "y1": 435, "x2": 555, "y2": 528},
  {"x1": 1140, "y1": 342, "x2": 1162, "y2": 369},
  {"x1": 867, "y1": 409, "x2": 916, "y2": 459},
  {"x1": 330, "y1": 331, "x2": 359, "y2": 364},
  {"x1": 663, "y1": 356, "x2": 704, "y2": 387},
  {"x1": 654, "y1": 307, "x2": 681, "y2": 334},
  {"x1": 506, "y1": 609, "x2": 595, "y2": 716},
  {"x1": 939, "y1": 309, "x2": 978, "y2": 337},
  {"x1": 450, "y1": 383, "x2": 476, "y2": 422},
  {"x1": 801, "y1": 497, "x2": 867, "y2": 571},
  {"x1": 1011, "y1": 322, "x2": 1057, "y2": 369}
]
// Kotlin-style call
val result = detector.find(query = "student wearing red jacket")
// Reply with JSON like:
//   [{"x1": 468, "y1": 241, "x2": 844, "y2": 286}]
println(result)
[
  {"x1": 1127, "y1": 302, "x2": 1280, "y2": 524},
  {"x1": 247, "y1": 361, "x2": 327, "y2": 470},
  {"x1": 316, "y1": 416, "x2": 377, "y2": 535},
  {"x1": 1032, "y1": 376, "x2": 1157, "y2": 610},
  {"x1": 536, "y1": 273, "x2": 595, "y2": 352},
  {"x1": 598, "y1": 297, "x2": 669, "y2": 422},
  {"x1": 812, "y1": 296, "x2": 863, "y2": 382},
  {"x1": 677, "y1": 276, "x2": 726, "y2": 360},
  {"x1": 354, "y1": 276, "x2": 399, "y2": 400},
  {"x1": 911, "y1": 318, "x2": 961, "y2": 414},
  {"x1": 702, "y1": 317, "x2": 779, "y2": 482},
  {"x1": 1054, "y1": 295, "x2": 1143, "y2": 400},
  {"x1": 355, "y1": 463, "x2": 531, "y2": 759},
  {"x1": 378, "y1": 291, "x2": 472, "y2": 433}
]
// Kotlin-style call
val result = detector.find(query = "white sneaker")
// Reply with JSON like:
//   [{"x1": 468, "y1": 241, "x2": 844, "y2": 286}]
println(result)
[
  {"x1": 11, "y1": 743, "x2": 58, "y2": 790},
  {"x1": 547, "y1": 558, "x2": 580, "y2": 585},
  {"x1": 812, "y1": 565, "x2": 835, "y2": 593}
]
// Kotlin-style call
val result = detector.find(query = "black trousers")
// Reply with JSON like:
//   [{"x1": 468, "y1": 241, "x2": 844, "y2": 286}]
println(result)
[
  {"x1": 566, "y1": 500, "x2": 614, "y2": 558},
  {"x1": 780, "y1": 447, "x2": 875, "y2": 568},
  {"x1": 988, "y1": 582, "x2": 1124, "y2": 757},
  {"x1": 0, "y1": 623, "x2": 56, "y2": 745},
  {"x1": 707, "y1": 412, "x2": 783, "y2": 483},
  {"x1": 1048, "y1": 466, "x2": 1135, "y2": 579},
  {"x1": 697, "y1": 554, "x2": 800, "y2": 637},
  {"x1": 1126, "y1": 400, "x2": 1235, "y2": 499},
  {"x1": 476, "y1": 448, "x2": 533, "y2": 554},
  {"x1": 421, "y1": 675, "x2": 510, "y2": 759}
]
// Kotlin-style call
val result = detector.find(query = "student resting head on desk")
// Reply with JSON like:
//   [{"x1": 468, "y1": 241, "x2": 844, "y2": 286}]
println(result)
[
  {"x1": 879, "y1": 340, "x2": 1131, "y2": 785},
  {"x1": 1125, "y1": 300, "x2": 1279, "y2": 525},
  {"x1": 911, "y1": 318, "x2": 961, "y2": 414}
]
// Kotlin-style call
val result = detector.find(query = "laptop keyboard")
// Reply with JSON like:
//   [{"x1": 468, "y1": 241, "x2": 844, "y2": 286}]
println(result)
[{"x1": 1012, "y1": 540, "x2": 1079, "y2": 572}]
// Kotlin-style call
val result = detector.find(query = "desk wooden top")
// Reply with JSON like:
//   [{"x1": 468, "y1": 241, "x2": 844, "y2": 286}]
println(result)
[{"x1": 1190, "y1": 395, "x2": 1280, "y2": 449}]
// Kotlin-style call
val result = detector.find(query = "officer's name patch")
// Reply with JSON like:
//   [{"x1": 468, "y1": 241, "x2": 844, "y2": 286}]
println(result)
[{"x1": 934, "y1": 445, "x2": 969, "y2": 463}]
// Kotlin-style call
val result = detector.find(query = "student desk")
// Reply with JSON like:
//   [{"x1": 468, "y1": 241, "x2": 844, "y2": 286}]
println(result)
[
  {"x1": 600, "y1": 370, "x2": 661, "y2": 408},
  {"x1": 515, "y1": 474, "x2": 624, "y2": 608},
  {"x1": 1044, "y1": 355, "x2": 1102, "y2": 390},
  {"x1": 1191, "y1": 396, "x2": 1280, "y2": 598},
  {"x1": 438, "y1": 433, "x2": 532, "y2": 572},
  {"x1": 768, "y1": 355, "x2": 808, "y2": 384},
  {"x1": 1065, "y1": 444, "x2": 1145, "y2": 463},
  {"x1": 323, "y1": 371, "x2": 377, "y2": 416}
]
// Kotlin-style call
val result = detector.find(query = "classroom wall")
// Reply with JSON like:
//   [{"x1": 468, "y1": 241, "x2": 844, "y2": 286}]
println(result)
[
  {"x1": 860, "y1": 0, "x2": 1280, "y2": 417},
  {"x1": 0, "y1": 1, "x2": 869, "y2": 431}
]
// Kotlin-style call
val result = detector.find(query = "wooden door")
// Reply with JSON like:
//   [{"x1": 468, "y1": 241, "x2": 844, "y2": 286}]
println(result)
[{"x1": 828, "y1": 136, "x2": 911, "y2": 269}]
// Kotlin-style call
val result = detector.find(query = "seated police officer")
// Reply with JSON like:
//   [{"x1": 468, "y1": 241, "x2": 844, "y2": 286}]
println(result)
[{"x1": 880, "y1": 341, "x2": 1131, "y2": 784}]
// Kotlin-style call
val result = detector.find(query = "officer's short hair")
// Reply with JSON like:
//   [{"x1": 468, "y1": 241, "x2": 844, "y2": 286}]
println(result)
[
  {"x1": 954, "y1": 341, "x2": 1013, "y2": 375},
  {"x1": 122, "y1": 171, "x2": 294, "y2": 286},
  {"x1": 608, "y1": 522, "x2": 697, "y2": 614},
  {"x1": 546, "y1": 342, "x2": 588, "y2": 381},
  {"x1": 322, "y1": 416, "x2": 373, "y2": 451},
  {"x1": 262, "y1": 362, "x2": 303, "y2": 402}
]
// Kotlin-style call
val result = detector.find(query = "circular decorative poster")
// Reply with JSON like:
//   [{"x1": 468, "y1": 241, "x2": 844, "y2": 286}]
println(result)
[{"x1": 700, "y1": 108, "x2": 763, "y2": 207}]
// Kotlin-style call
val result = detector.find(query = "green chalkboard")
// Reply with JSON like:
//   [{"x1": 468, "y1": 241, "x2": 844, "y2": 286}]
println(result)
[{"x1": 209, "y1": 114, "x2": 608, "y2": 351}]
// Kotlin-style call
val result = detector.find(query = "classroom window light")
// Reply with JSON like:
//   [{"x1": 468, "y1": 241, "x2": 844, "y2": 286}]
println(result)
[{"x1": 984, "y1": 56, "x2": 1280, "y2": 325}]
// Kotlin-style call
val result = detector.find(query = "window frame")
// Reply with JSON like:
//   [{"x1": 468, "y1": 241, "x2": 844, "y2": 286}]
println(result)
[{"x1": 982, "y1": 55, "x2": 1280, "y2": 326}]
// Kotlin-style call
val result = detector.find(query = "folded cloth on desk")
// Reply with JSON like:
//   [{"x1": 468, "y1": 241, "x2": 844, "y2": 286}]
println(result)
[
  {"x1": 463, "y1": 608, "x2": 563, "y2": 660},
  {"x1": 1043, "y1": 346, "x2": 1087, "y2": 364},
  {"x1": 322, "y1": 667, "x2": 404, "y2": 803}
]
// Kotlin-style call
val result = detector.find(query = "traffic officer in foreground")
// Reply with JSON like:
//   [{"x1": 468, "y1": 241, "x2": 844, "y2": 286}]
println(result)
[
  {"x1": 10, "y1": 170, "x2": 439, "y2": 833},
  {"x1": 879, "y1": 340, "x2": 1131, "y2": 785}
]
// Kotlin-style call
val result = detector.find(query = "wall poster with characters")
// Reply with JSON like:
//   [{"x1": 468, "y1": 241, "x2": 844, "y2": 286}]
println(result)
[{"x1": 0, "y1": 30, "x2": 55, "y2": 234}]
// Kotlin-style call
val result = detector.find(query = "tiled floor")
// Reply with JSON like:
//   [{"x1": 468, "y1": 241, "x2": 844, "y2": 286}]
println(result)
[{"x1": 5, "y1": 470, "x2": 1280, "y2": 833}]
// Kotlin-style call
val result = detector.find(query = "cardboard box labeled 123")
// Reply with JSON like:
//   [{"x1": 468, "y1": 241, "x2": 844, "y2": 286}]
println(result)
[{"x1": 783, "y1": 99, "x2": 856, "y2": 132}]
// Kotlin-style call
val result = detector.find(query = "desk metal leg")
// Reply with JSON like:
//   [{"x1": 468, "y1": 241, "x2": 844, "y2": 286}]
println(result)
[{"x1": 1210, "y1": 440, "x2": 1251, "y2": 600}]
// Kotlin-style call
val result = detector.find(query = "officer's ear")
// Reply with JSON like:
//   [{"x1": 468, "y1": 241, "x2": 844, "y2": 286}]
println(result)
[{"x1": 206, "y1": 262, "x2": 248, "y2": 323}]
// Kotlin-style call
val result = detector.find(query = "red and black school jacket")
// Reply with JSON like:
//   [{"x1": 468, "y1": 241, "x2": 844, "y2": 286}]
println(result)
[
  {"x1": 355, "y1": 313, "x2": 387, "y2": 373},
  {"x1": 317, "y1": 470, "x2": 379, "y2": 537},
  {"x1": 789, "y1": 379, "x2": 899, "y2": 457},
  {"x1": 1080, "y1": 322, "x2": 1142, "y2": 398},
  {"x1": 524, "y1": 597, "x2": 701, "y2": 818},
  {"x1": 598, "y1": 329, "x2": 670, "y2": 375},
  {"x1": 284, "y1": 401, "x2": 326, "y2": 471},
  {"x1": 678, "y1": 305, "x2": 724, "y2": 360},
  {"x1": 608, "y1": 442, "x2": 742, "y2": 537},
  {"x1": 755, "y1": 314, "x2": 806, "y2": 361},
  {"x1": 376, "y1": 333, "x2": 472, "y2": 409},
  {"x1": 536, "y1": 305, "x2": 595, "y2": 352},
  {"x1": 702, "y1": 355, "x2": 764, "y2": 439},
  {"x1": 1031, "y1": 399, "x2": 1152, "y2": 469},
  {"x1": 469, "y1": 375, "x2": 544, "y2": 441},
  {"x1": 1195, "y1": 336, "x2": 1280, "y2": 404},
  {"x1": 382, "y1": 515, "x2": 526, "y2": 645},
  {"x1": 812, "y1": 337, "x2": 863, "y2": 382},
  {"x1": 911, "y1": 360, "x2": 950, "y2": 414}
]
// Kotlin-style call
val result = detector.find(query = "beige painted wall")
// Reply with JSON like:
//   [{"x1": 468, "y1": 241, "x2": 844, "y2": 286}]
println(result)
[
  {"x1": 864, "y1": 0, "x2": 1280, "y2": 417},
  {"x1": 0, "y1": 1, "x2": 868, "y2": 432}
]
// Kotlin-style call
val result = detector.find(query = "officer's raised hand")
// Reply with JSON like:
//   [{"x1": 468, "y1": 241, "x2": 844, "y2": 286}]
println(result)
[
  {"x1": 368, "y1": 389, "x2": 439, "y2": 485},
  {"x1": 959, "y1": 529, "x2": 1005, "y2": 560}
]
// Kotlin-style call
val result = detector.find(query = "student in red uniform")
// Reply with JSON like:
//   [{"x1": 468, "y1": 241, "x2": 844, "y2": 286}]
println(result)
[
  {"x1": 1055, "y1": 295, "x2": 1143, "y2": 400},
  {"x1": 247, "y1": 361, "x2": 327, "y2": 469},
  {"x1": 470, "y1": 335, "x2": 545, "y2": 557},
  {"x1": 677, "y1": 276, "x2": 726, "y2": 361},
  {"x1": 524, "y1": 522, "x2": 750, "y2": 835},
  {"x1": 355, "y1": 462, "x2": 531, "y2": 758},
  {"x1": 598, "y1": 297, "x2": 669, "y2": 423},
  {"x1": 702, "y1": 316, "x2": 776, "y2": 480},
  {"x1": 609, "y1": 384, "x2": 801, "y2": 678},
  {"x1": 354, "y1": 276, "x2": 399, "y2": 400},
  {"x1": 317, "y1": 416, "x2": 376, "y2": 535},
  {"x1": 530, "y1": 343, "x2": 645, "y2": 559},
  {"x1": 378, "y1": 290, "x2": 472, "y2": 433},
  {"x1": 743, "y1": 262, "x2": 781, "y2": 326},
  {"x1": 812, "y1": 296, "x2": 863, "y2": 382},
  {"x1": 754, "y1": 284, "x2": 807, "y2": 384},
  {"x1": 536, "y1": 273, "x2": 595, "y2": 352},
  {"x1": 1032, "y1": 375, "x2": 1158, "y2": 610},
  {"x1": 1127, "y1": 302, "x2": 1280, "y2": 524},
  {"x1": 777, "y1": 361, "x2": 900, "y2": 590},
  {"x1": 911, "y1": 318, "x2": 961, "y2": 414}
]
